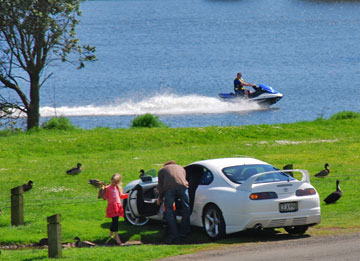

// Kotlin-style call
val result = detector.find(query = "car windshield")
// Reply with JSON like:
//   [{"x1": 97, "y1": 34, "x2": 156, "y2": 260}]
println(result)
[{"x1": 222, "y1": 164, "x2": 295, "y2": 184}]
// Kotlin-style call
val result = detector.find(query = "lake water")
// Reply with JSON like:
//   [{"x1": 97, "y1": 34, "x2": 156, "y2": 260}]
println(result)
[{"x1": 38, "y1": 0, "x2": 360, "y2": 128}]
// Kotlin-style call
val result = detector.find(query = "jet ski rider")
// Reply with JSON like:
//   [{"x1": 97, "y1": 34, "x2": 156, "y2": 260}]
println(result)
[{"x1": 234, "y1": 72, "x2": 257, "y2": 99}]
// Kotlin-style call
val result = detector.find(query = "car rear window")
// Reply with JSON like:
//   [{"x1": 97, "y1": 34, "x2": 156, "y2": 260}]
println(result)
[{"x1": 222, "y1": 164, "x2": 295, "y2": 184}]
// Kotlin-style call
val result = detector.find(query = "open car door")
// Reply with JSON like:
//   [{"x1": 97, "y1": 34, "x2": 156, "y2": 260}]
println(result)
[{"x1": 128, "y1": 183, "x2": 160, "y2": 217}]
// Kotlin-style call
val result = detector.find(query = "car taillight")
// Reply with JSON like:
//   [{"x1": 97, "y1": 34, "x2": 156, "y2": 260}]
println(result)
[
  {"x1": 296, "y1": 188, "x2": 316, "y2": 196},
  {"x1": 250, "y1": 192, "x2": 278, "y2": 200}
]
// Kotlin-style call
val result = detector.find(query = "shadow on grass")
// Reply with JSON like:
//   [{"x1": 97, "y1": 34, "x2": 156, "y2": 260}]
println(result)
[
  {"x1": 99, "y1": 220, "x2": 168, "y2": 245},
  {"x1": 100, "y1": 220, "x2": 310, "y2": 246},
  {"x1": 218, "y1": 229, "x2": 310, "y2": 245},
  {"x1": 4, "y1": 224, "x2": 312, "y2": 261}
]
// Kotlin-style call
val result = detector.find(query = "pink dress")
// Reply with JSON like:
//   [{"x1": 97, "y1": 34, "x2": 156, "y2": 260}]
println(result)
[{"x1": 104, "y1": 185, "x2": 124, "y2": 218}]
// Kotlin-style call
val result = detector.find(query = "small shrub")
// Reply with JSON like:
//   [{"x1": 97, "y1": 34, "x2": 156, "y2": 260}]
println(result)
[
  {"x1": 329, "y1": 111, "x2": 360, "y2": 120},
  {"x1": 131, "y1": 113, "x2": 167, "y2": 128},
  {"x1": 41, "y1": 116, "x2": 76, "y2": 130},
  {"x1": 0, "y1": 128, "x2": 22, "y2": 137}
]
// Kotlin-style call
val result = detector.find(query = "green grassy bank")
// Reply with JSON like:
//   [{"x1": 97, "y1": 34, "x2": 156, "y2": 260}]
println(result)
[{"x1": 0, "y1": 113, "x2": 360, "y2": 260}]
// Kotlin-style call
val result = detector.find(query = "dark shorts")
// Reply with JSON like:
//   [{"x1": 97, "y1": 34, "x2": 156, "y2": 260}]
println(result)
[{"x1": 235, "y1": 89, "x2": 245, "y2": 96}]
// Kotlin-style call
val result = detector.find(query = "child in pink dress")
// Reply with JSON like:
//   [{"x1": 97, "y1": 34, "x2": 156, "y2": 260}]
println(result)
[{"x1": 99, "y1": 173, "x2": 124, "y2": 246}]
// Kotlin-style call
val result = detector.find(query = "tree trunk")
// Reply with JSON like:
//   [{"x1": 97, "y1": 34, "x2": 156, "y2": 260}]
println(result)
[{"x1": 27, "y1": 75, "x2": 40, "y2": 130}]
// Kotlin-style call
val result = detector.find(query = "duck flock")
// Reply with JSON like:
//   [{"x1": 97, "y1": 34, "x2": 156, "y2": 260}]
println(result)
[{"x1": 313, "y1": 163, "x2": 342, "y2": 204}]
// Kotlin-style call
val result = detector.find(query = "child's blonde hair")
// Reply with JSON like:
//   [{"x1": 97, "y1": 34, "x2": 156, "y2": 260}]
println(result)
[
  {"x1": 111, "y1": 173, "x2": 123, "y2": 194},
  {"x1": 111, "y1": 173, "x2": 122, "y2": 186}
]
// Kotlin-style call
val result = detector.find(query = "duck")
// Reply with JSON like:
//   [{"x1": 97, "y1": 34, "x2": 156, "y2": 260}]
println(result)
[
  {"x1": 282, "y1": 164, "x2": 294, "y2": 177},
  {"x1": 38, "y1": 238, "x2": 48, "y2": 246},
  {"x1": 74, "y1": 236, "x2": 96, "y2": 248},
  {"x1": 22, "y1": 180, "x2": 33, "y2": 192},
  {"x1": 314, "y1": 163, "x2": 330, "y2": 178},
  {"x1": 66, "y1": 163, "x2": 82, "y2": 175},
  {"x1": 324, "y1": 179, "x2": 342, "y2": 204},
  {"x1": 139, "y1": 169, "x2": 145, "y2": 178},
  {"x1": 88, "y1": 179, "x2": 106, "y2": 189}
]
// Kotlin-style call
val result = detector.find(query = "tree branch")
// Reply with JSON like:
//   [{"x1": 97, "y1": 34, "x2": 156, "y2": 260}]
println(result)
[{"x1": 0, "y1": 75, "x2": 29, "y2": 110}]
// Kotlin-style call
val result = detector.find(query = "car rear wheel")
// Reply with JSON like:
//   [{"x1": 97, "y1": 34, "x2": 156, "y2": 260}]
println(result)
[
  {"x1": 202, "y1": 205, "x2": 226, "y2": 240},
  {"x1": 284, "y1": 225, "x2": 308, "y2": 235},
  {"x1": 123, "y1": 199, "x2": 150, "y2": 226}
]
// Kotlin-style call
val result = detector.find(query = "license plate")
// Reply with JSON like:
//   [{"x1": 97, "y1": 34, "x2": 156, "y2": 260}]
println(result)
[{"x1": 279, "y1": 202, "x2": 298, "y2": 213}]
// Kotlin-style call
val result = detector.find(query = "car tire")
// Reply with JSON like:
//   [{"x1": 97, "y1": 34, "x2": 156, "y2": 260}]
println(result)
[
  {"x1": 123, "y1": 199, "x2": 150, "y2": 226},
  {"x1": 284, "y1": 225, "x2": 308, "y2": 235},
  {"x1": 202, "y1": 204, "x2": 226, "y2": 240}
]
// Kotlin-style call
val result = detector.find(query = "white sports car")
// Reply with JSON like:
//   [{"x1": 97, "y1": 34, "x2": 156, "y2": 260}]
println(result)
[{"x1": 122, "y1": 157, "x2": 321, "y2": 240}]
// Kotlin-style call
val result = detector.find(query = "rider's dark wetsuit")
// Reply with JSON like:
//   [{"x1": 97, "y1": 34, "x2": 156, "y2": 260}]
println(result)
[{"x1": 234, "y1": 77, "x2": 245, "y2": 96}]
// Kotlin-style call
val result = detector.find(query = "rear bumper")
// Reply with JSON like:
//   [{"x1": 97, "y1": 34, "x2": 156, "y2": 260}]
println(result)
[
  {"x1": 224, "y1": 207, "x2": 321, "y2": 235},
  {"x1": 244, "y1": 212, "x2": 321, "y2": 230}
]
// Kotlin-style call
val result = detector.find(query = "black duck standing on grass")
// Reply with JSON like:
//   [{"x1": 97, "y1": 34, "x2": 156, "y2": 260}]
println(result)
[
  {"x1": 139, "y1": 169, "x2": 145, "y2": 178},
  {"x1": 66, "y1": 163, "x2": 82, "y2": 175},
  {"x1": 324, "y1": 179, "x2": 342, "y2": 204},
  {"x1": 314, "y1": 163, "x2": 330, "y2": 178},
  {"x1": 22, "y1": 180, "x2": 33, "y2": 192}
]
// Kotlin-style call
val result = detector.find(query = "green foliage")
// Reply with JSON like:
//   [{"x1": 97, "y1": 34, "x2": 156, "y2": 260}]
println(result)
[
  {"x1": 0, "y1": 128, "x2": 22, "y2": 137},
  {"x1": 131, "y1": 113, "x2": 167, "y2": 128},
  {"x1": 0, "y1": 0, "x2": 96, "y2": 130},
  {"x1": 329, "y1": 111, "x2": 360, "y2": 120},
  {"x1": 41, "y1": 117, "x2": 76, "y2": 131}
]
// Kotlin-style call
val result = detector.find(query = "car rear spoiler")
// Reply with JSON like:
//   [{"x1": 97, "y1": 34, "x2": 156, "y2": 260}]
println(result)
[{"x1": 239, "y1": 169, "x2": 310, "y2": 191}]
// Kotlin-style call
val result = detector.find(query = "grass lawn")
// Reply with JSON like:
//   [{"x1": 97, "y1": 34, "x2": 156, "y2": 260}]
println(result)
[{"x1": 0, "y1": 112, "x2": 360, "y2": 260}]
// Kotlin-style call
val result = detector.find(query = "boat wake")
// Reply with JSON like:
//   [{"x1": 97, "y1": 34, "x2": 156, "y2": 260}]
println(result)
[{"x1": 40, "y1": 94, "x2": 262, "y2": 117}]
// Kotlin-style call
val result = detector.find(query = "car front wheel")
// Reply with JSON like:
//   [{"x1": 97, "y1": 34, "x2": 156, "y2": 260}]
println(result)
[
  {"x1": 123, "y1": 199, "x2": 150, "y2": 226},
  {"x1": 284, "y1": 225, "x2": 308, "y2": 235},
  {"x1": 202, "y1": 204, "x2": 226, "y2": 240}
]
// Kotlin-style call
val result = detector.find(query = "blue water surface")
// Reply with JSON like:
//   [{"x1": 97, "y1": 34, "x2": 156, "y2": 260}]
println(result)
[{"x1": 36, "y1": 0, "x2": 360, "y2": 128}]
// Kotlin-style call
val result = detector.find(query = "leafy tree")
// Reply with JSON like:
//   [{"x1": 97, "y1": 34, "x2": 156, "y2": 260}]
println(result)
[{"x1": 0, "y1": 0, "x2": 96, "y2": 130}]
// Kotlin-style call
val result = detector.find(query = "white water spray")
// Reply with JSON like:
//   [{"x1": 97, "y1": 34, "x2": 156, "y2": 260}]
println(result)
[{"x1": 40, "y1": 94, "x2": 262, "y2": 117}]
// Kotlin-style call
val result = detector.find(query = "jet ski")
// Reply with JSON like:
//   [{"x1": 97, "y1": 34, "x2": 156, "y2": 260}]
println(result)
[{"x1": 218, "y1": 84, "x2": 283, "y2": 106}]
